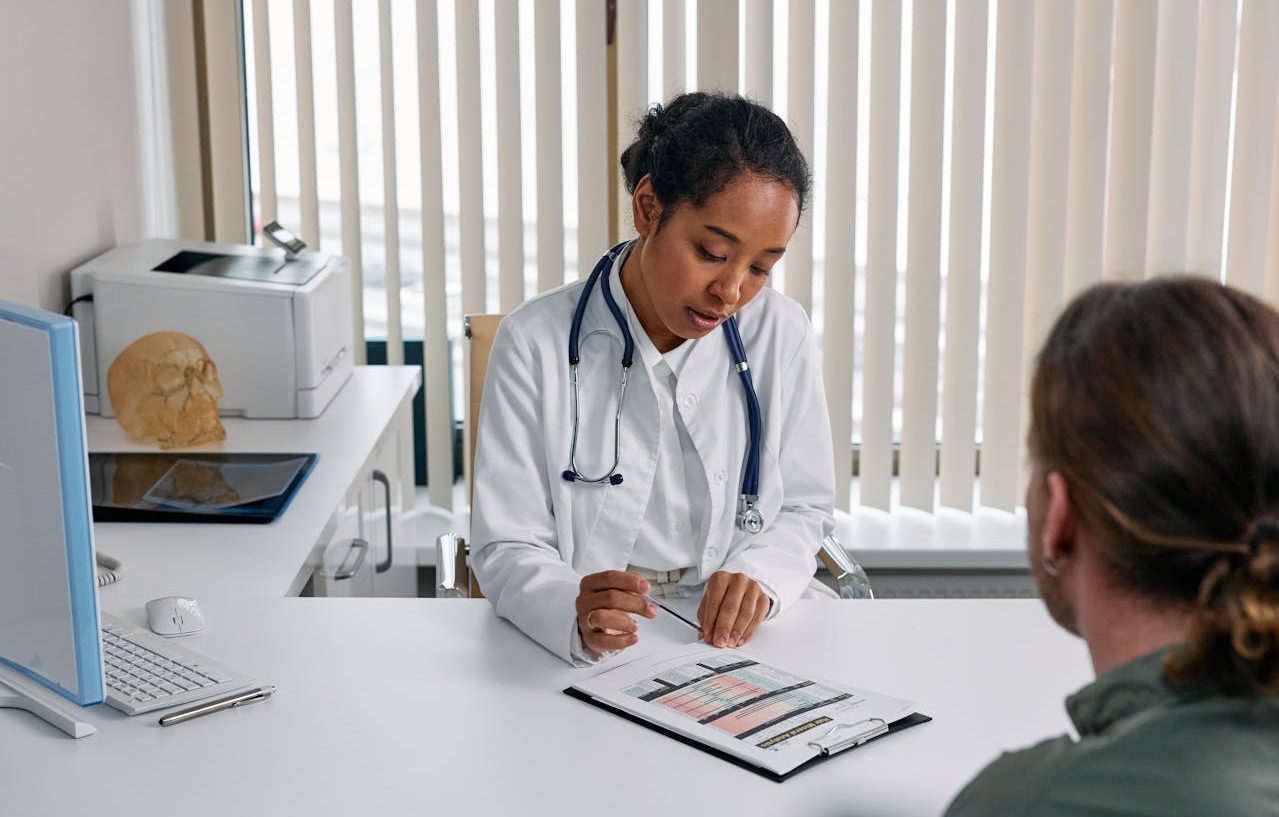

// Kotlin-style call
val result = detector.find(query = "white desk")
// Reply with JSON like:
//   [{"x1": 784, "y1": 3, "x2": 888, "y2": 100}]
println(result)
[
  {"x1": 0, "y1": 599, "x2": 1092, "y2": 817},
  {"x1": 89, "y1": 366, "x2": 421, "y2": 611}
]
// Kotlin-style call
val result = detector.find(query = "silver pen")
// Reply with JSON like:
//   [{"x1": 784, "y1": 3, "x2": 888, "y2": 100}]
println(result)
[
  {"x1": 643, "y1": 595, "x2": 701, "y2": 633},
  {"x1": 158, "y1": 685, "x2": 276, "y2": 726}
]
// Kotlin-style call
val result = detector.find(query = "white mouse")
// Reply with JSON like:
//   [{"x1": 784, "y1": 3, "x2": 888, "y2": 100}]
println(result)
[{"x1": 144, "y1": 596, "x2": 207, "y2": 637}]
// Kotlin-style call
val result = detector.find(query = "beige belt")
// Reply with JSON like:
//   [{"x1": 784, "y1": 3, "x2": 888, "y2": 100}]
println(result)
[{"x1": 626, "y1": 566, "x2": 692, "y2": 599}]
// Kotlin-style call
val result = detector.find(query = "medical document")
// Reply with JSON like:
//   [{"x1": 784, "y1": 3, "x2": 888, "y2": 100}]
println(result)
[{"x1": 569, "y1": 643, "x2": 919, "y2": 778}]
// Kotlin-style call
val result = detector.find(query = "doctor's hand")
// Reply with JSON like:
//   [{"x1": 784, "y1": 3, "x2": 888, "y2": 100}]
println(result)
[
  {"x1": 576, "y1": 571, "x2": 659, "y2": 654},
  {"x1": 698, "y1": 572, "x2": 771, "y2": 649}
]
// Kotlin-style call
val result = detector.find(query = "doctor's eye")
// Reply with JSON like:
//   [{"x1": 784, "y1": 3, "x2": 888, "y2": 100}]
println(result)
[
  {"x1": 750, "y1": 265, "x2": 771, "y2": 278},
  {"x1": 697, "y1": 244, "x2": 727, "y2": 263}
]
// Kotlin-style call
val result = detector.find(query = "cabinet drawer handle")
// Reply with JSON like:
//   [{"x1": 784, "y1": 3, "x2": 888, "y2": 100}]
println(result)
[
  {"x1": 371, "y1": 470, "x2": 393, "y2": 573},
  {"x1": 333, "y1": 538, "x2": 369, "y2": 580}
]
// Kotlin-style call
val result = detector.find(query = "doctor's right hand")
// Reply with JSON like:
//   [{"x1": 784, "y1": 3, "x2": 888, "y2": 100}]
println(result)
[{"x1": 575, "y1": 571, "x2": 659, "y2": 654}]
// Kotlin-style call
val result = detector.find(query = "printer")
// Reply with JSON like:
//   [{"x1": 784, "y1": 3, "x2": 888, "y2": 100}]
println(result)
[{"x1": 70, "y1": 238, "x2": 354, "y2": 419}]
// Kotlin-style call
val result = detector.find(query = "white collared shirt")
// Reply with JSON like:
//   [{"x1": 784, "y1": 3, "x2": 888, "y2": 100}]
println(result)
[{"x1": 625, "y1": 296, "x2": 709, "y2": 573}]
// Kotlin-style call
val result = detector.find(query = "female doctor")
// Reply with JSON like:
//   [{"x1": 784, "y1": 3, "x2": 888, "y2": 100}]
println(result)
[{"x1": 470, "y1": 92, "x2": 836, "y2": 666}]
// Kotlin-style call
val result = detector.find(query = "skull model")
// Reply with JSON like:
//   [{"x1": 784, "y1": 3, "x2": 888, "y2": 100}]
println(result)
[{"x1": 107, "y1": 332, "x2": 227, "y2": 449}]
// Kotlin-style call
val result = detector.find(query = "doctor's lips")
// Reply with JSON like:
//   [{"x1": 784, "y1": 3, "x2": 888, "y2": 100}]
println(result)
[{"x1": 687, "y1": 306, "x2": 729, "y2": 331}]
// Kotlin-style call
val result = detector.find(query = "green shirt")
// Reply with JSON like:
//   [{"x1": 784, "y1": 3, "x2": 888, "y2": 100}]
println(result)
[{"x1": 943, "y1": 647, "x2": 1279, "y2": 817}]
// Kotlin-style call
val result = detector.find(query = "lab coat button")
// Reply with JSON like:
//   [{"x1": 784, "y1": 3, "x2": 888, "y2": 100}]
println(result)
[
  {"x1": 683, "y1": 394, "x2": 699, "y2": 408},
  {"x1": 713, "y1": 471, "x2": 726, "y2": 484}
]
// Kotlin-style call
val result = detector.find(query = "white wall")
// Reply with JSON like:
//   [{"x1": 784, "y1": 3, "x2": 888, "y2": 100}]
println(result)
[{"x1": 0, "y1": 1, "x2": 145, "y2": 314}]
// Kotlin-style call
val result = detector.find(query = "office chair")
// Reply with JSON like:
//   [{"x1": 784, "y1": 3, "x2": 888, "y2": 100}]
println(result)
[{"x1": 435, "y1": 314, "x2": 872, "y2": 600}]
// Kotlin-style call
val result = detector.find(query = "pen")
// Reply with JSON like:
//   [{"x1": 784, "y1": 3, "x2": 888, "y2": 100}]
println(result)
[
  {"x1": 158, "y1": 685, "x2": 276, "y2": 726},
  {"x1": 644, "y1": 595, "x2": 701, "y2": 633}
]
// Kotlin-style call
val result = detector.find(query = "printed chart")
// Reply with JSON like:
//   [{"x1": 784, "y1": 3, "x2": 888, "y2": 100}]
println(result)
[{"x1": 625, "y1": 654, "x2": 856, "y2": 747}]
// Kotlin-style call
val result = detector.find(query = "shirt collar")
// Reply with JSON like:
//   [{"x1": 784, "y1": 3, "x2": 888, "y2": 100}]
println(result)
[
  {"x1": 605, "y1": 243, "x2": 698, "y2": 378},
  {"x1": 1065, "y1": 646, "x2": 1203, "y2": 735}
]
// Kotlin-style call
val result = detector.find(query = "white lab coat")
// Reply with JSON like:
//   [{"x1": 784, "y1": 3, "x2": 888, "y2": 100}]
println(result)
[{"x1": 470, "y1": 253, "x2": 836, "y2": 665}]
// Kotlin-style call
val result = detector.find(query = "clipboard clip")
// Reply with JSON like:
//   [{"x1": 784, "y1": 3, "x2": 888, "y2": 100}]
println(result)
[{"x1": 806, "y1": 717, "x2": 889, "y2": 755}]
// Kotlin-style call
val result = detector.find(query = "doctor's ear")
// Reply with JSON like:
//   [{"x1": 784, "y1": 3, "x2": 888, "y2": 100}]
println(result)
[{"x1": 631, "y1": 175, "x2": 664, "y2": 237}]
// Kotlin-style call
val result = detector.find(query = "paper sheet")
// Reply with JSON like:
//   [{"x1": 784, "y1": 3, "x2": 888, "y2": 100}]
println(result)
[{"x1": 572, "y1": 643, "x2": 916, "y2": 776}]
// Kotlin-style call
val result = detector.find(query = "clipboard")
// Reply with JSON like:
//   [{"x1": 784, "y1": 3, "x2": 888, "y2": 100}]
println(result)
[{"x1": 564, "y1": 686, "x2": 932, "y2": 782}]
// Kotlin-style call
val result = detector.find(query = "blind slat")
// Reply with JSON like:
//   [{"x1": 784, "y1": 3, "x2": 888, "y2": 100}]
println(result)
[
  {"x1": 744, "y1": 0, "x2": 773, "y2": 104},
  {"x1": 1185, "y1": 0, "x2": 1239, "y2": 279},
  {"x1": 617, "y1": 1, "x2": 648, "y2": 241},
  {"x1": 1021, "y1": 0, "x2": 1075, "y2": 392},
  {"x1": 536, "y1": 1, "x2": 565, "y2": 292},
  {"x1": 456, "y1": 0, "x2": 485, "y2": 315},
  {"x1": 416, "y1": 0, "x2": 454, "y2": 511},
  {"x1": 898, "y1": 0, "x2": 947, "y2": 511},
  {"x1": 1144, "y1": 0, "x2": 1198, "y2": 275},
  {"x1": 250, "y1": 0, "x2": 277, "y2": 227},
  {"x1": 978, "y1": 0, "x2": 1034, "y2": 511},
  {"x1": 334, "y1": 0, "x2": 365, "y2": 364},
  {"x1": 822, "y1": 0, "x2": 858, "y2": 512},
  {"x1": 293, "y1": 0, "x2": 320, "y2": 246},
  {"x1": 859, "y1": 0, "x2": 903, "y2": 510},
  {"x1": 939, "y1": 0, "x2": 990, "y2": 511},
  {"x1": 697, "y1": 0, "x2": 738, "y2": 93},
  {"x1": 1102, "y1": 0, "x2": 1158, "y2": 280},
  {"x1": 578, "y1": 0, "x2": 608, "y2": 270},
  {"x1": 496, "y1": 0, "x2": 525, "y2": 312},
  {"x1": 784, "y1": 0, "x2": 815, "y2": 313},
  {"x1": 663, "y1": 0, "x2": 686, "y2": 100},
  {"x1": 378, "y1": 0, "x2": 403, "y2": 365},
  {"x1": 1225, "y1": 0, "x2": 1279, "y2": 296},
  {"x1": 1062, "y1": 0, "x2": 1113, "y2": 298}
]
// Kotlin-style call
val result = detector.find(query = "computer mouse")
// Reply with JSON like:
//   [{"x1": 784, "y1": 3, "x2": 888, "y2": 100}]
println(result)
[{"x1": 144, "y1": 596, "x2": 206, "y2": 637}]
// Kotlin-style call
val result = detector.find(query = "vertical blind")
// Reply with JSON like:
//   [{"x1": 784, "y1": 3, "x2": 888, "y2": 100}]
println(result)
[{"x1": 237, "y1": 0, "x2": 1279, "y2": 516}]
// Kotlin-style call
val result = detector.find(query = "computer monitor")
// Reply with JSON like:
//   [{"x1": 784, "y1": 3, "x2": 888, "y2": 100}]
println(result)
[{"x1": 0, "y1": 298, "x2": 104, "y2": 737}]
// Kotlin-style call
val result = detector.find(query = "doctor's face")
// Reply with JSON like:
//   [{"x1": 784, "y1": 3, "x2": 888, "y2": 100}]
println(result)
[{"x1": 623, "y1": 172, "x2": 800, "y2": 352}]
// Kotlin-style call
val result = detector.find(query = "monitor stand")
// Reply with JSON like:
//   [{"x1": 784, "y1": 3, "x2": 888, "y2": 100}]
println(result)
[{"x1": 0, "y1": 663, "x2": 96, "y2": 738}]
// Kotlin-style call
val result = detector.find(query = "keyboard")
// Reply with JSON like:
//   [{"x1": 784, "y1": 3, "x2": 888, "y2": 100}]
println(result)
[{"x1": 99, "y1": 612, "x2": 253, "y2": 716}]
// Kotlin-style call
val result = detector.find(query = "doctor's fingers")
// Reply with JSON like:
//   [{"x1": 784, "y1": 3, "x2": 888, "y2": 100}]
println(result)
[
  {"x1": 703, "y1": 573, "x2": 760, "y2": 647},
  {"x1": 582, "y1": 625, "x2": 639, "y2": 654},
  {"x1": 581, "y1": 607, "x2": 638, "y2": 635},
  {"x1": 578, "y1": 589, "x2": 658, "y2": 619},
  {"x1": 579, "y1": 570, "x2": 651, "y2": 596},
  {"x1": 737, "y1": 597, "x2": 770, "y2": 646}
]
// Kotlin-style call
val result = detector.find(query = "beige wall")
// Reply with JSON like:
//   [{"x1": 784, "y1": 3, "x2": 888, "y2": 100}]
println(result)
[{"x1": 0, "y1": 1, "x2": 145, "y2": 314}]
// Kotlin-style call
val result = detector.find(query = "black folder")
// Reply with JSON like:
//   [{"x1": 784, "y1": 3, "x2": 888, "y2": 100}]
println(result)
[{"x1": 565, "y1": 686, "x2": 932, "y2": 782}]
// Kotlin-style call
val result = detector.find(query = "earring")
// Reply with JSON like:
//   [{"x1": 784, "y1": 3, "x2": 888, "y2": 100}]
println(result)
[
  {"x1": 1041, "y1": 555, "x2": 1062, "y2": 577},
  {"x1": 1041, "y1": 532, "x2": 1061, "y2": 576}
]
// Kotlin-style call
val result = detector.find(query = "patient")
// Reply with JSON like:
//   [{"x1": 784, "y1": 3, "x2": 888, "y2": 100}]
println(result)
[{"x1": 945, "y1": 278, "x2": 1279, "y2": 817}]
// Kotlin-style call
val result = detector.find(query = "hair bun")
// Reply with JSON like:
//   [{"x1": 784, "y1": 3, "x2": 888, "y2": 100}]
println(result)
[{"x1": 1245, "y1": 519, "x2": 1279, "y2": 555}]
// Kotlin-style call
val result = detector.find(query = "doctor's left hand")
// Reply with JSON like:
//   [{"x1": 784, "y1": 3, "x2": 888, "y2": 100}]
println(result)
[{"x1": 698, "y1": 572, "x2": 771, "y2": 649}]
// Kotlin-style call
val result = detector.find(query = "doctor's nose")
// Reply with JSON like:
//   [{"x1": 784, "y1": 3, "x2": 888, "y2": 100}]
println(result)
[{"x1": 708, "y1": 266, "x2": 747, "y2": 308}]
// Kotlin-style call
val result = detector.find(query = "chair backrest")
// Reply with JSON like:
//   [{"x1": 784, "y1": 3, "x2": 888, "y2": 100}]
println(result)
[
  {"x1": 464, "y1": 314, "x2": 505, "y2": 506},
  {"x1": 461, "y1": 314, "x2": 505, "y2": 599}
]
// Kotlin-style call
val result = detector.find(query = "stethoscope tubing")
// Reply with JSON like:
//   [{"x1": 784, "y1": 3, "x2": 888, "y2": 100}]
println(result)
[{"x1": 563, "y1": 240, "x2": 765, "y2": 531}]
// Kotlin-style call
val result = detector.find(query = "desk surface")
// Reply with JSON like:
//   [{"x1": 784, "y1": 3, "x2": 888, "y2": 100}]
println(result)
[
  {"x1": 88, "y1": 366, "x2": 420, "y2": 611},
  {"x1": 0, "y1": 599, "x2": 1092, "y2": 817}
]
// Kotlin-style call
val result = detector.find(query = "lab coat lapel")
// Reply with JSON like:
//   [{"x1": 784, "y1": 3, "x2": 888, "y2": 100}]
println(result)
[{"x1": 571, "y1": 248, "x2": 660, "y2": 575}]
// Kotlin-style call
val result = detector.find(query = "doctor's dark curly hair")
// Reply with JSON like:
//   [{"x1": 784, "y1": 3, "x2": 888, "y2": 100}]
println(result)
[{"x1": 619, "y1": 92, "x2": 811, "y2": 227}]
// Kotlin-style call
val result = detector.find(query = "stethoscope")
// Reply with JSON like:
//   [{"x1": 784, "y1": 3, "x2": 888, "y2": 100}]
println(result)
[{"x1": 561, "y1": 241, "x2": 765, "y2": 534}]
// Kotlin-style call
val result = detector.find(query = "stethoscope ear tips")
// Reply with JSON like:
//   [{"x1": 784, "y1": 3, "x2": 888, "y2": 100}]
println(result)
[
  {"x1": 561, "y1": 470, "x2": 577, "y2": 482},
  {"x1": 609, "y1": 474, "x2": 624, "y2": 485}
]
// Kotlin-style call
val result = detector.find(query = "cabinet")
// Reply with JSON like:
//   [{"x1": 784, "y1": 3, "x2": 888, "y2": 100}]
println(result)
[
  {"x1": 312, "y1": 373, "x2": 418, "y2": 598},
  {"x1": 91, "y1": 366, "x2": 424, "y2": 613}
]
